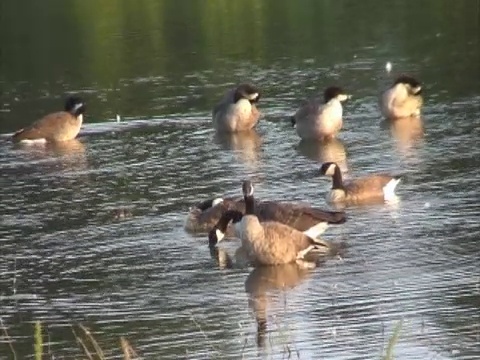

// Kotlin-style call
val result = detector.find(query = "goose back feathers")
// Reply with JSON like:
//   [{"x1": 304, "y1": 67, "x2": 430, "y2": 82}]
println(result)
[
  {"x1": 212, "y1": 84, "x2": 261, "y2": 132},
  {"x1": 381, "y1": 76, "x2": 423, "y2": 119}
]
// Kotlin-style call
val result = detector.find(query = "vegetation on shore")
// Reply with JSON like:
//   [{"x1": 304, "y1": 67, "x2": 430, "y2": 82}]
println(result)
[{"x1": 1, "y1": 321, "x2": 140, "y2": 360}]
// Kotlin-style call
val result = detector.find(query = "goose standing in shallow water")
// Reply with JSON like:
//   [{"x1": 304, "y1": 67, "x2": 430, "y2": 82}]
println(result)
[
  {"x1": 291, "y1": 86, "x2": 350, "y2": 140},
  {"x1": 381, "y1": 75, "x2": 423, "y2": 119},
  {"x1": 319, "y1": 162, "x2": 401, "y2": 206},
  {"x1": 12, "y1": 96, "x2": 86, "y2": 143},
  {"x1": 208, "y1": 180, "x2": 331, "y2": 267},
  {"x1": 212, "y1": 83, "x2": 261, "y2": 132}
]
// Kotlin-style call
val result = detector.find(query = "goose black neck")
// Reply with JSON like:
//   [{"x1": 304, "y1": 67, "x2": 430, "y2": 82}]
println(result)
[
  {"x1": 331, "y1": 166, "x2": 344, "y2": 190},
  {"x1": 244, "y1": 194, "x2": 255, "y2": 215},
  {"x1": 216, "y1": 210, "x2": 244, "y2": 232},
  {"x1": 216, "y1": 211, "x2": 234, "y2": 233},
  {"x1": 208, "y1": 229, "x2": 218, "y2": 248}
]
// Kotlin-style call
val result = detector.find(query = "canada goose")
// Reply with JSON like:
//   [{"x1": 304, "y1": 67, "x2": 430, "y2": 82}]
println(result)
[
  {"x1": 291, "y1": 86, "x2": 350, "y2": 140},
  {"x1": 12, "y1": 96, "x2": 86, "y2": 143},
  {"x1": 212, "y1": 83, "x2": 261, "y2": 132},
  {"x1": 319, "y1": 162, "x2": 401, "y2": 205},
  {"x1": 244, "y1": 264, "x2": 312, "y2": 347},
  {"x1": 209, "y1": 181, "x2": 331, "y2": 266},
  {"x1": 381, "y1": 75, "x2": 423, "y2": 119},
  {"x1": 185, "y1": 194, "x2": 346, "y2": 235}
]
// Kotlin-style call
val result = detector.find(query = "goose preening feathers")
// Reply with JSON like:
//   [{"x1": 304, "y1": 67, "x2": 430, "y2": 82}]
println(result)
[
  {"x1": 12, "y1": 96, "x2": 86, "y2": 143},
  {"x1": 208, "y1": 180, "x2": 332, "y2": 266}
]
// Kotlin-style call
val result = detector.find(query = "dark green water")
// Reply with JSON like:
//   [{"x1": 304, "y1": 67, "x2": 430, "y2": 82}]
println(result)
[{"x1": 1, "y1": 0, "x2": 479, "y2": 359}]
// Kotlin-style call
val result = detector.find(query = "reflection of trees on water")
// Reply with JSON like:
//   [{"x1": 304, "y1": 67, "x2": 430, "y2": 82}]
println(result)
[{"x1": 2, "y1": 1, "x2": 478, "y2": 129}]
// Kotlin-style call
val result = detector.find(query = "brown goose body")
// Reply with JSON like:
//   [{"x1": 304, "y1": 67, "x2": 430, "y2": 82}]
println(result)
[
  {"x1": 212, "y1": 84, "x2": 261, "y2": 132},
  {"x1": 292, "y1": 87, "x2": 350, "y2": 140},
  {"x1": 12, "y1": 96, "x2": 86, "y2": 143},
  {"x1": 13, "y1": 112, "x2": 82, "y2": 142},
  {"x1": 320, "y1": 162, "x2": 401, "y2": 205},
  {"x1": 238, "y1": 216, "x2": 329, "y2": 266},
  {"x1": 185, "y1": 196, "x2": 346, "y2": 235},
  {"x1": 381, "y1": 76, "x2": 423, "y2": 119}
]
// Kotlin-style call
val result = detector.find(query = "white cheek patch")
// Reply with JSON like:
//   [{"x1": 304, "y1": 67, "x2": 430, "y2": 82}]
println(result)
[
  {"x1": 247, "y1": 93, "x2": 259, "y2": 101},
  {"x1": 326, "y1": 163, "x2": 336, "y2": 176},
  {"x1": 216, "y1": 229, "x2": 225, "y2": 242},
  {"x1": 73, "y1": 103, "x2": 84, "y2": 113}
]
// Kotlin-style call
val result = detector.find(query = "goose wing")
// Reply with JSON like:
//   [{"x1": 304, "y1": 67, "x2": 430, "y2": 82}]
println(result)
[
  {"x1": 293, "y1": 96, "x2": 323, "y2": 122},
  {"x1": 345, "y1": 174, "x2": 397, "y2": 195},
  {"x1": 256, "y1": 201, "x2": 346, "y2": 231},
  {"x1": 13, "y1": 111, "x2": 71, "y2": 141}
]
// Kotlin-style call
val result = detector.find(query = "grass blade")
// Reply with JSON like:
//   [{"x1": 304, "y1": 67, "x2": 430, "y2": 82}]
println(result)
[
  {"x1": 0, "y1": 318, "x2": 17, "y2": 360},
  {"x1": 383, "y1": 320, "x2": 403, "y2": 360},
  {"x1": 72, "y1": 325, "x2": 95, "y2": 360},
  {"x1": 79, "y1": 324, "x2": 105, "y2": 359},
  {"x1": 34, "y1": 321, "x2": 43, "y2": 360}
]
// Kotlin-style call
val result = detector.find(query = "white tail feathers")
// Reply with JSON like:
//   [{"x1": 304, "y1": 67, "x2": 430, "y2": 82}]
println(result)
[
  {"x1": 212, "y1": 198, "x2": 224, "y2": 206},
  {"x1": 296, "y1": 245, "x2": 316, "y2": 259},
  {"x1": 383, "y1": 178, "x2": 401, "y2": 201},
  {"x1": 302, "y1": 222, "x2": 329, "y2": 239}
]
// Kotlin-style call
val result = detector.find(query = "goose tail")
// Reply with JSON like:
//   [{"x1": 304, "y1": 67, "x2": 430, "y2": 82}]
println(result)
[
  {"x1": 302, "y1": 222, "x2": 329, "y2": 239},
  {"x1": 383, "y1": 177, "x2": 401, "y2": 201}
]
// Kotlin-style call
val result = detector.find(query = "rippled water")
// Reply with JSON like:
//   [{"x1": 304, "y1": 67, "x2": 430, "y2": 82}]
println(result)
[{"x1": 1, "y1": 1, "x2": 480, "y2": 359}]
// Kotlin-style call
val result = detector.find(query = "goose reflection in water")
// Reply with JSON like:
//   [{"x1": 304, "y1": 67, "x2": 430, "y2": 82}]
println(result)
[
  {"x1": 214, "y1": 130, "x2": 263, "y2": 169},
  {"x1": 244, "y1": 264, "x2": 313, "y2": 348},
  {"x1": 13, "y1": 138, "x2": 88, "y2": 171},
  {"x1": 297, "y1": 138, "x2": 348, "y2": 174},
  {"x1": 381, "y1": 116, "x2": 424, "y2": 157}
]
